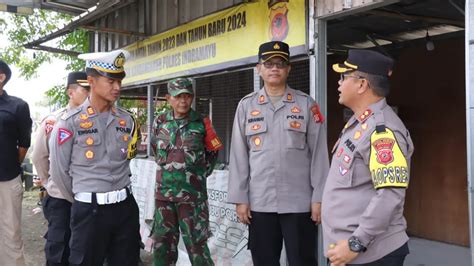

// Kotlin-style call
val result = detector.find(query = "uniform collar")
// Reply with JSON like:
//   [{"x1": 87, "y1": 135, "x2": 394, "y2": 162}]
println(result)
[{"x1": 258, "y1": 85, "x2": 294, "y2": 105}]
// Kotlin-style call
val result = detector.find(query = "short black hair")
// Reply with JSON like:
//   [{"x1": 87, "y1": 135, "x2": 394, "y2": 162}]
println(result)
[
  {"x1": 355, "y1": 71, "x2": 390, "y2": 97},
  {"x1": 0, "y1": 60, "x2": 12, "y2": 85}
]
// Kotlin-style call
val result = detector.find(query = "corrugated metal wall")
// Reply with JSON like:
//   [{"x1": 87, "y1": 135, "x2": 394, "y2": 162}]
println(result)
[{"x1": 92, "y1": 0, "x2": 245, "y2": 52}]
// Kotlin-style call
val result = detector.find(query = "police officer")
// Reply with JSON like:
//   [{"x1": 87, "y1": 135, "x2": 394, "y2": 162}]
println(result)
[
  {"x1": 32, "y1": 71, "x2": 89, "y2": 266},
  {"x1": 322, "y1": 50, "x2": 414, "y2": 265},
  {"x1": 227, "y1": 41, "x2": 329, "y2": 265},
  {"x1": 152, "y1": 77, "x2": 222, "y2": 265},
  {"x1": 49, "y1": 50, "x2": 141, "y2": 266}
]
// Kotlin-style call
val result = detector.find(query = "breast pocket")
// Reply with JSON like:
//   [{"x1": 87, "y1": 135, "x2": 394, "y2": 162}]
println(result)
[
  {"x1": 75, "y1": 134, "x2": 102, "y2": 164},
  {"x1": 155, "y1": 133, "x2": 171, "y2": 165},
  {"x1": 283, "y1": 120, "x2": 307, "y2": 149},
  {"x1": 245, "y1": 121, "x2": 267, "y2": 152},
  {"x1": 182, "y1": 129, "x2": 204, "y2": 151}
]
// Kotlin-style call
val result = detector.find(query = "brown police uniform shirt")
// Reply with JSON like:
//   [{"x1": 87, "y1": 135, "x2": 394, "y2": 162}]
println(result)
[
  {"x1": 228, "y1": 86, "x2": 329, "y2": 213},
  {"x1": 49, "y1": 98, "x2": 139, "y2": 202},
  {"x1": 31, "y1": 108, "x2": 68, "y2": 200},
  {"x1": 321, "y1": 98, "x2": 414, "y2": 264}
]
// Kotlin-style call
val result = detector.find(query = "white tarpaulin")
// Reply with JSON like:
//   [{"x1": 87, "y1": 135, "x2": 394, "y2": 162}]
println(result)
[{"x1": 130, "y1": 160, "x2": 286, "y2": 265}]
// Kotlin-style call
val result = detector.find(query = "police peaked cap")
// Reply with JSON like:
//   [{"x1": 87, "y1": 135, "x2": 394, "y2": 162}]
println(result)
[
  {"x1": 79, "y1": 49, "x2": 130, "y2": 80},
  {"x1": 333, "y1": 49, "x2": 394, "y2": 77},
  {"x1": 258, "y1": 41, "x2": 290, "y2": 62},
  {"x1": 67, "y1": 71, "x2": 89, "y2": 89}
]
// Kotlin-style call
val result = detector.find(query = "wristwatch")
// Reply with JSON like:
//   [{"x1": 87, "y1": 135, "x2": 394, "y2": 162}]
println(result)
[{"x1": 348, "y1": 236, "x2": 367, "y2": 253}]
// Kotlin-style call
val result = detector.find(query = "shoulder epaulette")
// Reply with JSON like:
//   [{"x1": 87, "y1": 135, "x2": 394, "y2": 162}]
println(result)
[
  {"x1": 241, "y1": 91, "x2": 258, "y2": 101},
  {"x1": 294, "y1": 89, "x2": 310, "y2": 98},
  {"x1": 60, "y1": 106, "x2": 81, "y2": 120}
]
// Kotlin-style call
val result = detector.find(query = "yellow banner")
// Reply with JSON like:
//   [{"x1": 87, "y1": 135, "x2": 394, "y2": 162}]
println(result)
[{"x1": 123, "y1": 0, "x2": 306, "y2": 86}]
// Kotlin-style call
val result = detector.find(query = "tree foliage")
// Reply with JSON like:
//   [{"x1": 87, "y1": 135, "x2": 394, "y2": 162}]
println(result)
[{"x1": 0, "y1": 9, "x2": 89, "y2": 107}]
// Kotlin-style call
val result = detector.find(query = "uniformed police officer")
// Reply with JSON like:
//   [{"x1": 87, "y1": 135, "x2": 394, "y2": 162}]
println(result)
[
  {"x1": 228, "y1": 41, "x2": 329, "y2": 265},
  {"x1": 322, "y1": 50, "x2": 414, "y2": 266},
  {"x1": 32, "y1": 71, "x2": 89, "y2": 266},
  {"x1": 152, "y1": 77, "x2": 223, "y2": 265},
  {"x1": 49, "y1": 50, "x2": 141, "y2": 266}
]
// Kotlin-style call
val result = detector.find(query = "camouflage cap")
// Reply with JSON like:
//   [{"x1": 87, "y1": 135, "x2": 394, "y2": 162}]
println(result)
[{"x1": 167, "y1": 77, "x2": 194, "y2": 96}]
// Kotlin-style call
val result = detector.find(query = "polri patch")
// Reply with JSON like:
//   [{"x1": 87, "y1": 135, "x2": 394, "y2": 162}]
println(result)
[
  {"x1": 291, "y1": 106, "x2": 301, "y2": 113},
  {"x1": 45, "y1": 120, "x2": 55, "y2": 135},
  {"x1": 251, "y1": 110, "x2": 261, "y2": 116},
  {"x1": 119, "y1": 119, "x2": 126, "y2": 127},
  {"x1": 80, "y1": 121, "x2": 93, "y2": 129},
  {"x1": 79, "y1": 113, "x2": 88, "y2": 120}
]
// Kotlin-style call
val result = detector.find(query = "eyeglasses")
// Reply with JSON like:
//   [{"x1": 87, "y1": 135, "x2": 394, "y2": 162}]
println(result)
[
  {"x1": 262, "y1": 61, "x2": 289, "y2": 69},
  {"x1": 339, "y1": 74, "x2": 366, "y2": 82}
]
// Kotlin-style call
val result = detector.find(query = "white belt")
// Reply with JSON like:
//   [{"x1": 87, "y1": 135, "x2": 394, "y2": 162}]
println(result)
[{"x1": 74, "y1": 187, "x2": 129, "y2": 205}]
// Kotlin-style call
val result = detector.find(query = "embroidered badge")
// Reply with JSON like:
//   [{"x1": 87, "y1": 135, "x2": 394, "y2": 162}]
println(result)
[
  {"x1": 339, "y1": 166, "x2": 348, "y2": 176},
  {"x1": 259, "y1": 95, "x2": 265, "y2": 103},
  {"x1": 337, "y1": 147, "x2": 344, "y2": 157},
  {"x1": 87, "y1": 107, "x2": 95, "y2": 116},
  {"x1": 85, "y1": 137, "x2": 94, "y2": 146},
  {"x1": 251, "y1": 124, "x2": 261, "y2": 131},
  {"x1": 354, "y1": 131, "x2": 362, "y2": 140},
  {"x1": 343, "y1": 154, "x2": 351, "y2": 163},
  {"x1": 80, "y1": 121, "x2": 93, "y2": 129},
  {"x1": 119, "y1": 119, "x2": 126, "y2": 127},
  {"x1": 85, "y1": 150, "x2": 94, "y2": 159},
  {"x1": 251, "y1": 110, "x2": 261, "y2": 116},
  {"x1": 361, "y1": 123, "x2": 368, "y2": 131},
  {"x1": 45, "y1": 120, "x2": 55, "y2": 135},
  {"x1": 253, "y1": 136, "x2": 262, "y2": 147},
  {"x1": 211, "y1": 138, "x2": 222, "y2": 148},
  {"x1": 310, "y1": 103, "x2": 325, "y2": 123},
  {"x1": 79, "y1": 113, "x2": 88, "y2": 120},
  {"x1": 291, "y1": 106, "x2": 301, "y2": 113},
  {"x1": 58, "y1": 128, "x2": 73, "y2": 145},
  {"x1": 372, "y1": 138, "x2": 395, "y2": 165},
  {"x1": 287, "y1": 93, "x2": 293, "y2": 101},
  {"x1": 290, "y1": 121, "x2": 301, "y2": 129},
  {"x1": 123, "y1": 135, "x2": 129, "y2": 142}
]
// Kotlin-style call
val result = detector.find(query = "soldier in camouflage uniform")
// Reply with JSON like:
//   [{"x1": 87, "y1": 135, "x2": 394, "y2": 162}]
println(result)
[{"x1": 152, "y1": 77, "x2": 223, "y2": 266}]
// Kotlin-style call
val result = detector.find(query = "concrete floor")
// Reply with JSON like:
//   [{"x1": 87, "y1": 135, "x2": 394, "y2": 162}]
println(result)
[{"x1": 405, "y1": 237, "x2": 471, "y2": 266}]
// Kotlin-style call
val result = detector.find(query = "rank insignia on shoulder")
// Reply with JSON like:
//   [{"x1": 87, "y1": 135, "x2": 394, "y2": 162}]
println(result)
[
  {"x1": 339, "y1": 165, "x2": 348, "y2": 176},
  {"x1": 80, "y1": 121, "x2": 93, "y2": 129},
  {"x1": 87, "y1": 107, "x2": 95, "y2": 116},
  {"x1": 311, "y1": 103, "x2": 325, "y2": 123},
  {"x1": 79, "y1": 113, "x2": 88, "y2": 120},
  {"x1": 287, "y1": 93, "x2": 293, "y2": 101},
  {"x1": 45, "y1": 120, "x2": 55, "y2": 135},
  {"x1": 119, "y1": 119, "x2": 126, "y2": 127},
  {"x1": 58, "y1": 128, "x2": 73, "y2": 145},
  {"x1": 251, "y1": 110, "x2": 261, "y2": 116},
  {"x1": 290, "y1": 121, "x2": 301, "y2": 129},
  {"x1": 85, "y1": 137, "x2": 94, "y2": 146},
  {"x1": 291, "y1": 106, "x2": 301, "y2": 113},
  {"x1": 85, "y1": 150, "x2": 94, "y2": 159},
  {"x1": 259, "y1": 95, "x2": 265, "y2": 104},
  {"x1": 358, "y1": 109, "x2": 372, "y2": 122}
]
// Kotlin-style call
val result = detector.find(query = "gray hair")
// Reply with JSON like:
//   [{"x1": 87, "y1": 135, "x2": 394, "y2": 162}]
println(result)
[{"x1": 355, "y1": 71, "x2": 390, "y2": 97}]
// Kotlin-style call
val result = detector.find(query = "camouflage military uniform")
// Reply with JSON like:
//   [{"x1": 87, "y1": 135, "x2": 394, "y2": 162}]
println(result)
[{"x1": 152, "y1": 109, "x2": 222, "y2": 266}]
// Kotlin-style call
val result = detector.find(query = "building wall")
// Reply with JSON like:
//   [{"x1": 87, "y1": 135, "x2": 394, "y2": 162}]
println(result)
[
  {"x1": 91, "y1": 0, "x2": 245, "y2": 52},
  {"x1": 326, "y1": 37, "x2": 469, "y2": 246}
]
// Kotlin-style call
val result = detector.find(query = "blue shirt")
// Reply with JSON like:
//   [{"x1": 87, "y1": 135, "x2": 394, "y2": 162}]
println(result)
[{"x1": 0, "y1": 90, "x2": 32, "y2": 180}]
